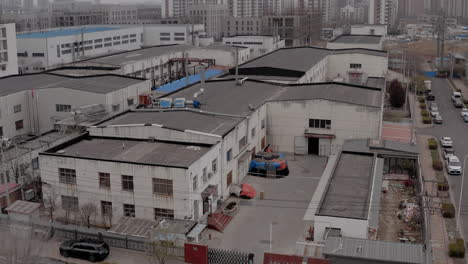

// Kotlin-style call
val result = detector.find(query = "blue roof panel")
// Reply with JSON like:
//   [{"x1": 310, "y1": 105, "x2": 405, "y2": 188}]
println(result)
[
  {"x1": 17, "y1": 27, "x2": 122, "y2": 39},
  {"x1": 156, "y1": 70, "x2": 224, "y2": 93}
]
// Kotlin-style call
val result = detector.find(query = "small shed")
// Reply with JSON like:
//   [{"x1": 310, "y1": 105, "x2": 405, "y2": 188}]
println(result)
[{"x1": 5, "y1": 200, "x2": 41, "y2": 223}]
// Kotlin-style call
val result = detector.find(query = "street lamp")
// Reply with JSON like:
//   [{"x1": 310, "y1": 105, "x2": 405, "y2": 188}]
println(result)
[{"x1": 456, "y1": 154, "x2": 468, "y2": 232}]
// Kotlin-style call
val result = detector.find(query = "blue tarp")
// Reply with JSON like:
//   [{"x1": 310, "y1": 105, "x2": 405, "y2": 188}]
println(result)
[
  {"x1": 155, "y1": 70, "x2": 224, "y2": 93},
  {"x1": 17, "y1": 27, "x2": 121, "y2": 39},
  {"x1": 424, "y1": 71, "x2": 436, "y2": 77}
]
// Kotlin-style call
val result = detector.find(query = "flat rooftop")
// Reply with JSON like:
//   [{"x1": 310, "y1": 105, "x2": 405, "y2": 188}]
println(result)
[
  {"x1": 330, "y1": 35, "x2": 382, "y2": 44},
  {"x1": 42, "y1": 135, "x2": 212, "y2": 168},
  {"x1": 317, "y1": 152, "x2": 375, "y2": 219},
  {"x1": 100, "y1": 110, "x2": 243, "y2": 136},
  {"x1": 0, "y1": 73, "x2": 146, "y2": 97},
  {"x1": 17, "y1": 26, "x2": 122, "y2": 39}
]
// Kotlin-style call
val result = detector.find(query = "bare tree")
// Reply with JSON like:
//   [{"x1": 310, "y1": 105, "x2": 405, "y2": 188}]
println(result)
[
  {"x1": 0, "y1": 226, "x2": 44, "y2": 264},
  {"x1": 145, "y1": 239, "x2": 176, "y2": 264},
  {"x1": 80, "y1": 202, "x2": 97, "y2": 228},
  {"x1": 42, "y1": 184, "x2": 58, "y2": 222}
]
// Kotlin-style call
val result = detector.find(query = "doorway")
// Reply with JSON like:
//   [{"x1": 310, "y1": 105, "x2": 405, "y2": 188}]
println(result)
[{"x1": 308, "y1": 138, "x2": 319, "y2": 155}]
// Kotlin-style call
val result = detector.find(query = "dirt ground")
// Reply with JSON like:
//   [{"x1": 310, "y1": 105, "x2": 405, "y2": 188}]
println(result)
[
  {"x1": 400, "y1": 40, "x2": 468, "y2": 58},
  {"x1": 378, "y1": 177, "x2": 422, "y2": 243}
]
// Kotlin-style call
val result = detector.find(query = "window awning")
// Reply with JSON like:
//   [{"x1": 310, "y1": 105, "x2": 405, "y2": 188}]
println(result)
[{"x1": 304, "y1": 133, "x2": 335, "y2": 139}]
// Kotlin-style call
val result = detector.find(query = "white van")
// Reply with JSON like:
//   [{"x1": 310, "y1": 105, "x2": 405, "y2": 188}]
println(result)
[{"x1": 451, "y1": 91, "x2": 462, "y2": 102}]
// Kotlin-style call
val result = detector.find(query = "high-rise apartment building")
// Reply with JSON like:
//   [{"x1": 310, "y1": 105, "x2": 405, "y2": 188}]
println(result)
[
  {"x1": 306, "y1": 0, "x2": 337, "y2": 24},
  {"x1": 398, "y1": 0, "x2": 424, "y2": 18},
  {"x1": 162, "y1": 0, "x2": 225, "y2": 18},
  {"x1": 369, "y1": 0, "x2": 398, "y2": 27},
  {"x1": 187, "y1": 4, "x2": 228, "y2": 40},
  {"x1": 0, "y1": 23, "x2": 18, "y2": 77}
]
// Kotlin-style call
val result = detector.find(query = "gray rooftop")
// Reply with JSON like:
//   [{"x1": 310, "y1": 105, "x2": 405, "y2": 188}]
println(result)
[
  {"x1": 166, "y1": 80, "x2": 382, "y2": 117},
  {"x1": 365, "y1": 77, "x2": 386, "y2": 89},
  {"x1": 342, "y1": 138, "x2": 419, "y2": 156},
  {"x1": 330, "y1": 35, "x2": 382, "y2": 44},
  {"x1": 100, "y1": 110, "x2": 243, "y2": 136},
  {"x1": 323, "y1": 236, "x2": 425, "y2": 264},
  {"x1": 317, "y1": 152, "x2": 375, "y2": 219},
  {"x1": 5, "y1": 200, "x2": 41, "y2": 214},
  {"x1": 0, "y1": 73, "x2": 145, "y2": 97},
  {"x1": 43, "y1": 136, "x2": 212, "y2": 168}
]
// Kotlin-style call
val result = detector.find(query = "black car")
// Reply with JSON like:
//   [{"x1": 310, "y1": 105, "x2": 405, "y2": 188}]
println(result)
[
  {"x1": 59, "y1": 238, "x2": 110, "y2": 262},
  {"x1": 426, "y1": 92, "x2": 435, "y2": 100}
]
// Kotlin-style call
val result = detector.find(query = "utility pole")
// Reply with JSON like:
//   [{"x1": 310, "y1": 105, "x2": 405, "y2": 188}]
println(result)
[{"x1": 1, "y1": 147, "x2": 10, "y2": 205}]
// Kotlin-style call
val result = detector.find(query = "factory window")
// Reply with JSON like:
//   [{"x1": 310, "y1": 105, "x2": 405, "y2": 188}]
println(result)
[
  {"x1": 160, "y1": 37, "x2": 170, "y2": 41},
  {"x1": 113, "y1": 36, "x2": 120, "y2": 40},
  {"x1": 130, "y1": 39, "x2": 137, "y2": 43},
  {"x1": 56, "y1": 104, "x2": 71, "y2": 112},
  {"x1": 239, "y1": 136, "x2": 247, "y2": 150},
  {"x1": 61, "y1": 43, "x2": 71, "y2": 48},
  {"x1": 212, "y1": 159, "x2": 217, "y2": 174},
  {"x1": 226, "y1": 148, "x2": 232, "y2": 161},
  {"x1": 94, "y1": 39, "x2": 102, "y2": 43},
  {"x1": 112, "y1": 104, "x2": 120, "y2": 112},
  {"x1": 174, "y1": 37, "x2": 185, "y2": 41},
  {"x1": 202, "y1": 167, "x2": 207, "y2": 183},
  {"x1": 154, "y1": 208, "x2": 174, "y2": 219},
  {"x1": 32, "y1": 157, "x2": 39, "y2": 170},
  {"x1": 122, "y1": 35, "x2": 129, "y2": 39},
  {"x1": 261, "y1": 119, "x2": 265, "y2": 129},
  {"x1": 84, "y1": 46, "x2": 93, "y2": 50},
  {"x1": 122, "y1": 175, "x2": 134, "y2": 192},
  {"x1": 104, "y1": 37, "x2": 112, "y2": 41},
  {"x1": 309, "y1": 119, "x2": 331, "y2": 129},
  {"x1": 153, "y1": 178, "x2": 173, "y2": 196},
  {"x1": 122, "y1": 40, "x2": 129, "y2": 44},
  {"x1": 59, "y1": 168, "x2": 76, "y2": 184},
  {"x1": 350, "y1": 63, "x2": 362, "y2": 69},
  {"x1": 104, "y1": 42, "x2": 112, "y2": 47},
  {"x1": 101, "y1": 201, "x2": 112, "y2": 216},
  {"x1": 160, "y1": 32, "x2": 170, "y2": 36},
  {"x1": 84, "y1": 40, "x2": 93, "y2": 45},
  {"x1": 123, "y1": 204, "x2": 135, "y2": 217},
  {"x1": 226, "y1": 171, "x2": 233, "y2": 186},
  {"x1": 62, "y1": 50, "x2": 71, "y2": 54},
  {"x1": 130, "y1": 34, "x2": 137, "y2": 38},
  {"x1": 32, "y1": 53, "x2": 44, "y2": 57},
  {"x1": 94, "y1": 44, "x2": 103, "y2": 49},
  {"x1": 251, "y1": 127, "x2": 256, "y2": 138},
  {"x1": 99, "y1": 172, "x2": 111, "y2": 189},
  {"x1": 13, "y1": 104, "x2": 21, "y2": 113},
  {"x1": 17, "y1": 52, "x2": 28, "y2": 57},
  {"x1": 127, "y1": 98, "x2": 134, "y2": 106},
  {"x1": 15, "y1": 120, "x2": 23, "y2": 130},
  {"x1": 174, "y1": 32, "x2": 185, "y2": 36},
  {"x1": 193, "y1": 175, "x2": 198, "y2": 191},
  {"x1": 57, "y1": 45, "x2": 60, "y2": 58},
  {"x1": 62, "y1": 196, "x2": 79, "y2": 211}
]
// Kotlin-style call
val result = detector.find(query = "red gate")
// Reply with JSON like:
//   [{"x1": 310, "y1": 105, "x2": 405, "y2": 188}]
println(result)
[{"x1": 185, "y1": 243, "x2": 208, "y2": 264}]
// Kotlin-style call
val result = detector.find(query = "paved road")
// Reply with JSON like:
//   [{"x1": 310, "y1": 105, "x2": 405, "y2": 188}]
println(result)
[{"x1": 418, "y1": 77, "x2": 468, "y2": 240}]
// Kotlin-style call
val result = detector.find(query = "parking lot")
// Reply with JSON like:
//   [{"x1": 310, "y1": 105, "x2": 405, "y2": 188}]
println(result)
[
  {"x1": 418, "y1": 77, "x2": 468, "y2": 241},
  {"x1": 202, "y1": 154, "x2": 327, "y2": 263}
]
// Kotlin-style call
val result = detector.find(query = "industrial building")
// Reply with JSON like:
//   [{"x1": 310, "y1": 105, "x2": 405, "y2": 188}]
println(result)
[
  {"x1": 326, "y1": 35, "x2": 384, "y2": 50},
  {"x1": 16, "y1": 26, "x2": 143, "y2": 73},
  {"x1": 222, "y1": 35, "x2": 285, "y2": 58},
  {"x1": 0, "y1": 73, "x2": 151, "y2": 139},
  {"x1": 0, "y1": 23, "x2": 18, "y2": 77}
]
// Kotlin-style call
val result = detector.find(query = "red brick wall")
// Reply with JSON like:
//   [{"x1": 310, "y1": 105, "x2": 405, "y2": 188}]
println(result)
[{"x1": 0, "y1": 189, "x2": 23, "y2": 210}]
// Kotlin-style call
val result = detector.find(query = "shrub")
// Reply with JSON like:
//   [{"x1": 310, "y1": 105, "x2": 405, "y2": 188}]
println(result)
[
  {"x1": 422, "y1": 116, "x2": 432, "y2": 124},
  {"x1": 449, "y1": 239, "x2": 465, "y2": 258},
  {"x1": 463, "y1": 98, "x2": 468, "y2": 105},
  {"x1": 389, "y1": 79, "x2": 406, "y2": 108},
  {"x1": 421, "y1": 109, "x2": 429, "y2": 117},
  {"x1": 433, "y1": 160, "x2": 443, "y2": 171},
  {"x1": 418, "y1": 97, "x2": 426, "y2": 103},
  {"x1": 428, "y1": 138, "x2": 438, "y2": 150},
  {"x1": 420, "y1": 103, "x2": 427, "y2": 109},
  {"x1": 442, "y1": 203, "x2": 455, "y2": 218},
  {"x1": 438, "y1": 183, "x2": 450, "y2": 191}
]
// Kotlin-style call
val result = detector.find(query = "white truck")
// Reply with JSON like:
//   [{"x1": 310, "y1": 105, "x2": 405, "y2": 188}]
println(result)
[{"x1": 424, "y1": 80, "x2": 431, "y2": 93}]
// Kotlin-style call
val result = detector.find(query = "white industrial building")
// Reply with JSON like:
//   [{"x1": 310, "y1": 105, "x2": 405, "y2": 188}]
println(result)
[
  {"x1": 0, "y1": 23, "x2": 19, "y2": 77},
  {"x1": 16, "y1": 26, "x2": 143, "y2": 73},
  {"x1": 222, "y1": 35, "x2": 285, "y2": 58},
  {"x1": 141, "y1": 24, "x2": 206, "y2": 47},
  {"x1": 0, "y1": 73, "x2": 151, "y2": 139},
  {"x1": 326, "y1": 35, "x2": 384, "y2": 50},
  {"x1": 351, "y1": 24, "x2": 388, "y2": 36}
]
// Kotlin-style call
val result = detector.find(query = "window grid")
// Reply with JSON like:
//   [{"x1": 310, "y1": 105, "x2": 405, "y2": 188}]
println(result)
[
  {"x1": 122, "y1": 175, "x2": 134, "y2": 192},
  {"x1": 62, "y1": 195, "x2": 78, "y2": 211},
  {"x1": 123, "y1": 203, "x2": 135, "y2": 217},
  {"x1": 99, "y1": 172, "x2": 111, "y2": 189},
  {"x1": 152, "y1": 178, "x2": 173, "y2": 196},
  {"x1": 308, "y1": 119, "x2": 331, "y2": 129},
  {"x1": 101, "y1": 201, "x2": 112, "y2": 215},
  {"x1": 154, "y1": 208, "x2": 174, "y2": 219},
  {"x1": 59, "y1": 168, "x2": 76, "y2": 184}
]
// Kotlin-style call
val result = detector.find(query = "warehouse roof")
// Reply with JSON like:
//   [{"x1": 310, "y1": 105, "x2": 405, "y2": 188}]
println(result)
[
  {"x1": 17, "y1": 26, "x2": 121, "y2": 39},
  {"x1": 323, "y1": 237, "x2": 425, "y2": 264},
  {"x1": 0, "y1": 73, "x2": 146, "y2": 97},
  {"x1": 330, "y1": 35, "x2": 382, "y2": 44},
  {"x1": 100, "y1": 110, "x2": 243, "y2": 136},
  {"x1": 317, "y1": 152, "x2": 375, "y2": 219},
  {"x1": 42, "y1": 135, "x2": 212, "y2": 168},
  {"x1": 342, "y1": 138, "x2": 419, "y2": 156}
]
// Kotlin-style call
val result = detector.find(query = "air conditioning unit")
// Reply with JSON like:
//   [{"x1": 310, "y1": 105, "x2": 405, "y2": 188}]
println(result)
[
  {"x1": 174, "y1": 98, "x2": 186, "y2": 108},
  {"x1": 159, "y1": 98, "x2": 173, "y2": 108}
]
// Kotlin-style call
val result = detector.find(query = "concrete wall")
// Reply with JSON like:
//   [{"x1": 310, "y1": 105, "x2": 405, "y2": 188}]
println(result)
[
  {"x1": 142, "y1": 24, "x2": 205, "y2": 47},
  {"x1": 39, "y1": 142, "x2": 221, "y2": 224},
  {"x1": 222, "y1": 36, "x2": 285, "y2": 58},
  {"x1": 187, "y1": 47, "x2": 250, "y2": 67},
  {"x1": 326, "y1": 42, "x2": 383, "y2": 51},
  {"x1": 314, "y1": 215, "x2": 368, "y2": 241},
  {"x1": 351, "y1": 25, "x2": 388, "y2": 36},
  {"x1": 327, "y1": 53, "x2": 388, "y2": 83},
  {"x1": 17, "y1": 27, "x2": 143, "y2": 73},
  {"x1": 297, "y1": 57, "x2": 328, "y2": 83},
  {"x1": 0, "y1": 91, "x2": 33, "y2": 138},
  {"x1": 267, "y1": 100, "x2": 381, "y2": 154},
  {"x1": 0, "y1": 23, "x2": 19, "y2": 77}
]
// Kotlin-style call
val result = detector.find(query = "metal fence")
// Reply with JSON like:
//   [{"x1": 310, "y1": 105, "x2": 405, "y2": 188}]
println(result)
[{"x1": 0, "y1": 214, "x2": 184, "y2": 257}]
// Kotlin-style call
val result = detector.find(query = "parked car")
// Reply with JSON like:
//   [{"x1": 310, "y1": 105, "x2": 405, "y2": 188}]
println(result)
[
  {"x1": 443, "y1": 148, "x2": 455, "y2": 160},
  {"x1": 426, "y1": 92, "x2": 435, "y2": 100},
  {"x1": 430, "y1": 102, "x2": 438, "y2": 109},
  {"x1": 249, "y1": 151, "x2": 289, "y2": 177},
  {"x1": 446, "y1": 155, "x2": 462, "y2": 175},
  {"x1": 434, "y1": 114, "x2": 443, "y2": 124},
  {"x1": 60, "y1": 239, "x2": 109, "y2": 262},
  {"x1": 454, "y1": 98, "x2": 464, "y2": 108},
  {"x1": 451, "y1": 91, "x2": 462, "y2": 102},
  {"x1": 464, "y1": 115, "x2": 468, "y2": 123},
  {"x1": 440, "y1": 137, "x2": 453, "y2": 148},
  {"x1": 230, "y1": 184, "x2": 256, "y2": 198},
  {"x1": 430, "y1": 106, "x2": 439, "y2": 117},
  {"x1": 461, "y1": 108, "x2": 468, "y2": 117}
]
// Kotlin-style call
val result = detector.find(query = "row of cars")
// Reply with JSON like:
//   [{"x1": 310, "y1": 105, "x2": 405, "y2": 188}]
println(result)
[
  {"x1": 427, "y1": 91, "x2": 468, "y2": 124},
  {"x1": 440, "y1": 137, "x2": 463, "y2": 175}
]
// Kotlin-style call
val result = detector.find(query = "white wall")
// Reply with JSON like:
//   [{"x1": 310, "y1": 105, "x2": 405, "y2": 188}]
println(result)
[
  {"x1": 17, "y1": 27, "x2": 143, "y2": 73},
  {"x1": 0, "y1": 23, "x2": 19, "y2": 77},
  {"x1": 326, "y1": 42, "x2": 383, "y2": 50},
  {"x1": 314, "y1": 215, "x2": 369, "y2": 241},
  {"x1": 267, "y1": 100, "x2": 381, "y2": 154},
  {"x1": 187, "y1": 46, "x2": 250, "y2": 67},
  {"x1": 0, "y1": 91, "x2": 32, "y2": 138},
  {"x1": 297, "y1": 57, "x2": 328, "y2": 83},
  {"x1": 40, "y1": 142, "x2": 221, "y2": 224},
  {"x1": 222, "y1": 36, "x2": 285, "y2": 58},
  {"x1": 327, "y1": 53, "x2": 388, "y2": 82},
  {"x1": 142, "y1": 24, "x2": 205, "y2": 47}
]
